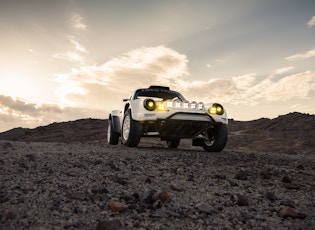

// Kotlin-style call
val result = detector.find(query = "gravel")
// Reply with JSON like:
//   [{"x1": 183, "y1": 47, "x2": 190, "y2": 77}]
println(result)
[{"x1": 0, "y1": 140, "x2": 314, "y2": 229}]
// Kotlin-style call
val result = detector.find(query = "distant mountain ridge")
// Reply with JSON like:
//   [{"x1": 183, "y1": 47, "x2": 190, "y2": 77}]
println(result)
[
  {"x1": 0, "y1": 112, "x2": 314, "y2": 154},
  {"x1": 0, "y1": 118, "x2": 107, "y2": 143}
]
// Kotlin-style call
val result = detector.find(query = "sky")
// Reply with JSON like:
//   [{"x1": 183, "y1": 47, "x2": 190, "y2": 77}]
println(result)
[{"x1": 1, "y1": 0, "x2": 315, "y2": 132}]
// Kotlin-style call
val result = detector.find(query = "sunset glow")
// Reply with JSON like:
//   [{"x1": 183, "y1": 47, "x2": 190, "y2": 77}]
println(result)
[{"x1": 1, "y1": 0, "x2": 315, "y2": 132}]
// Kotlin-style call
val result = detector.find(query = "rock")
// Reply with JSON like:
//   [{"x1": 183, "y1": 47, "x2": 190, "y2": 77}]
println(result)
[
  {"x1": 283, "y1": 183, "x2": 300, "y2": 190},
  {"x1": 113, "y1": 175, "x2": 128, "y2": 185},
  {"x1": 282, "y1": 175, "x2": 291, "y2": 183},
  {"x1": 109, "y1": 200, "x2": 128, "y2": 212},
  {"x1": 145, "y1": 177, "x2": 152, "y2": 183},
  {"x1": 170, "y1": 184, "x2": 184, "y2": 192},
  {"x1": 96, "y1": 220, "x2": 124, "y2": 230},
  {"x1": 234, "y1": 170, "x2": 249, "y2": 180},
  {"x1": 195, "y1": 202, "x2": 217, "y2": 214},
  {"x1": 158, "y1": 191, "x2": 170, "y2": 203},
  {"x1": 67, "y1": 192, "x2": 86, "y2": 201},
  {"x1": 280, "y1": 199, "x2": 295, "y2": 208},
  {"x1": 260, "y1": 170, "x2": 272, "y2": 179},
  {"x1": 140, "y1": 189, "x2": 157, "y2": 205},
  {"x1": 264, "y1": 192, "x2": 277, "y2": 202},
  {"x1": 91, "y1": 187, "x2": 109, "y2": 194},
  {"x1": 186, "y1": 174, "x2": 194, "y2": 181},
  {"x1": 231, "y1": 194, "x2": 249, "y2": 206},
  {"x1": 25, "y1": 153, "x2": 36, "y2": 161},
  {"x1": 1, "y1": 208, "x2": 15, "y2": 222},
  {"x1": 278, "y1": 207, "x2": 306, "y2": 219},
  {"x1": 213, "y1": 174, "x2": 227, "y2": 180}
]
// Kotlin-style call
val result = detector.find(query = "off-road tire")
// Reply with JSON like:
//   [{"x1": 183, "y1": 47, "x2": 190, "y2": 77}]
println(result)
[
  {"x1": 121, "y1": 109, "x2": 142, "y2": 147},
  {"x1": 202, "y1": 123, "x2": 228, "y2": 152},
  {"x1": 107, "y1": 118, "x2": 119, "y2": 145}
]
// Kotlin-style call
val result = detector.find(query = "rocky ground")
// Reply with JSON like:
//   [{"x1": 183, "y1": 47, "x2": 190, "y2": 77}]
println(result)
[{"x1": 1, "y1": 139, "x2": 314, "y2": 229}]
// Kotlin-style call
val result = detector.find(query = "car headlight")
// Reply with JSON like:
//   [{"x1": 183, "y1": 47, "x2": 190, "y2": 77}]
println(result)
[
  {"x1": 144, "y1": 99, "x2": 156, "y2": 111},
  {"x1": 198, "y1": 102, "x2": 204, "y2": 110},
  {"x1": 156, "y1": 102, "x2": 166, "y2": 111},
  {"x1": 208, "y1": 103, "x2": 224, "y2": 115}
]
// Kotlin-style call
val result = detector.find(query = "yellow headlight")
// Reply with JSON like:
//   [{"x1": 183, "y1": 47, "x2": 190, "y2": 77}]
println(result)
[
  {"x1": 157, "y1": 102, "x2": 166, "y2": 111},
  {"x1": 144, "y1": 99, "x2": 156, "y2": 111},
  {"x1": 208, "y1": 103, "x2": 224, "y2": 115}
]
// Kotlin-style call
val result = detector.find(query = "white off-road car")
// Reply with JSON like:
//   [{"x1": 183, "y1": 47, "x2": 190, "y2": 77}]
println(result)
[{"x1": 107, "y1": 86, "x2": 228, "y2": 152}]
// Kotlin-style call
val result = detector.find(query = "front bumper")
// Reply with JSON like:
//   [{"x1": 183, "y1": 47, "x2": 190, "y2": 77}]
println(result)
[{"x1": 140, "y1": 112, "x2": 215, "y2": 139}]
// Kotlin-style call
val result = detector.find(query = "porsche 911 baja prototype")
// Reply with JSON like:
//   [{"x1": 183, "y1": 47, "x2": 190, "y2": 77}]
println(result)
[{"x1": 107, "y1": 86, "x2": 228, "y2": 152}]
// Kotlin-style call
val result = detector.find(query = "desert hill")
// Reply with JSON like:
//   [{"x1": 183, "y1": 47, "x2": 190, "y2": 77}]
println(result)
[
  {"x1": 0, "y1": 118, "x2": 107, "y2": 143},
  {"x1": 0, "y1": 112, "x2": 314, "y2": 154}
]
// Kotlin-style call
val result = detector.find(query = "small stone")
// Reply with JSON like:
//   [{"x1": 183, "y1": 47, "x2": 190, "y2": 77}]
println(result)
[
  {"x1": 231, "y1": 194, "x2": 249, "y2": 206},
  {"x1": 109, "y1": 200, "x2": 128, "y2": 212},
  {"x1": 91, "y1": 187, "x2": 108, "y2": 194},
  {"x1": 283, "y1": 183, "x2": 300, "y2": 190},
  {"x1": 264, "y1": 192, "x2": 277, "y2": 202},
  {"x1": 159, "y1": 191, "x2": 170, "y2": 203},
  {"x1": 145, "y1": 177, "x2": 152, "y2": 183},
  {"x1": 234, "y1": 170, "x2": 249, "y2": 180},
  {"x1": 176, "y1": 167, "x2": 185, "y2": 175},
  {"x1": 96, "y1": 220, "x2": 124, "y2": 230},
  {"x1": 260, "y1": 170, "x2": 272, "y2": 179},
  {"x1": 170, "y1": 184, "x2": 184, "y2": 192},
  {"x1": 278, "y1": 207, "x2": 306, "y2": 219},
  {"x1": 280, "y1": 199, "x2": 295, "y2": 208},
  {"x1": 186, "y1": 174, "x2": 194, "y2": 181},
  {"x1": 195, "y1": 202, "x2": 217, "y2": 214},
  {"x1": 213, "y1": 174, "x2": 227, "y2": 180},
  {"x1": 229, "y1": 180, "x2": 238, "y2": 186},
  {"x1": 140, "y1": 189, "x2": 157, "y2": 205},
  {"x1": 67, "y1": 192, "x2": 86, "y2": 201},
  {"x1": 25, "y1": 153, "x2": 36, "y2": 161},
  {"x1": 113, "y1": 175, "x2": 128, "y2": 185},
  {"x1": 282, "y1": 175, "x2": 291, "y2": 183},
  {"x1": 1, "y1": 208, "x2": 15, "y2": 221}
]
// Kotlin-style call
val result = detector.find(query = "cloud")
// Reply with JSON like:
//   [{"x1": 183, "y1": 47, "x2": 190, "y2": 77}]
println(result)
[
  {"x1": 69, "y1": 37, "x2": 88, "y2": 53},
  {"x1": 275, "y1": 66, "x2": 294, "y2": 75},
  {"x1": 52, "y1": 52, "x2": 85, "y2": 63},
  {"x1": 55, "y1": 45, "x2": 315, "y2": 110},
  {"x1": 71, "y1": 13, "x2": 87, "y2": 30},
  {"x1": 206, "y1": 64, "x2": 212, "y2": 68},
  {"x1": 0, "y1": 95, "x2": 103, "y2": 131},
  {"x1": 2, "y1": 45, "x2": 314, "y2": 131},
  {"x1": 307, "y1": 16, "x2": 315, "y2": 27},
  {"x1": 286, "y1": 48, "x2": 315, "y2": 61},
  {"x1": 229, "y1": 71, "x2": 315, "y2": 104},
  {"x1": 55, "y1": 46, "x2": 189, "y2": 108},
  {"x1": 52, "y1": 37, "x2": 88, "y2": 63}
]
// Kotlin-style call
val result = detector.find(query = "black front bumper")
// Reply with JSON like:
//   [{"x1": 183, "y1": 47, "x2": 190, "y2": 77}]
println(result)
[{"x1": 141, "y1": 112, "x2": 215, "y2": 139}]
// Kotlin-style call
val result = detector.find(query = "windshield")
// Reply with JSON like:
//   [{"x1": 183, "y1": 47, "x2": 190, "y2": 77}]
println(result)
[{"x1": 134, "y1": 88, "x2": 186, "y2": 101}]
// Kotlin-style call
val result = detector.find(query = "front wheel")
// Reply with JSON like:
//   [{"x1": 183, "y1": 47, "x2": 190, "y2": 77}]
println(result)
[
  {"x1": 202, "y1": 124, "x2": 228, "y2": 152},
  {"x1": 121, "y1": 109, "x2": 142, "y2": 147}
]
